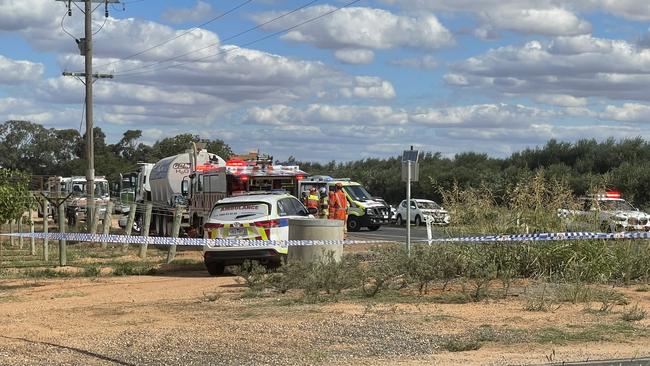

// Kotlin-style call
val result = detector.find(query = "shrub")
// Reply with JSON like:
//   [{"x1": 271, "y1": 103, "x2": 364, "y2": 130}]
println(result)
[{"x1": 621, "y1": 304, "x2": 646, "y2": 322}]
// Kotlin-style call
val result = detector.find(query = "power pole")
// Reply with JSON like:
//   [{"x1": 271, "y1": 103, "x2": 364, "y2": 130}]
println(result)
[{"x1": 59, "y1": 0, "x2": 118, "y2": 231}]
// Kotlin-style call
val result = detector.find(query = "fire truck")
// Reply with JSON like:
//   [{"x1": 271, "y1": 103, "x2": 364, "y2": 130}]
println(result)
[{"x1": 186, "y1": 153, "x2": 308, "y2": 236}]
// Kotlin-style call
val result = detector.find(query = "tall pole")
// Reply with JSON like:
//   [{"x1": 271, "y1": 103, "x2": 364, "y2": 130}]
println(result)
[
  {"x1": 84, "y1": 0, "x2": 95, "y2": 231},
  {"x1": 406, "y1": 160, "x2": 411, "y2": 257}
]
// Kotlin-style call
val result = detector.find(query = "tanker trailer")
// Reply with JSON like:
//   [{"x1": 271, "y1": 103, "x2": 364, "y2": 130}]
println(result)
[{"x1": 148, "y1": 148, "x2": 225, "y2": 236}]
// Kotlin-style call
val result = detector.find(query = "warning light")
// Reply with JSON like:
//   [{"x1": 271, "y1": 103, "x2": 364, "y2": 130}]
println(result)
[
  {"x1": 605, "y1": 191, "x2": 621, "y2": 199},
  {"x1": 226, "y1": 159, "x2": 246, "y2": 167},
  {"x1": 240, "y1": 175, "x2": 249, "y2": 182},
  {"x1": 296, "y1": 175, "x2": 304, "y2": 181}
]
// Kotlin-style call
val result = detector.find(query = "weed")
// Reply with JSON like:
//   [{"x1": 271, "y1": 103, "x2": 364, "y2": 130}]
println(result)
[
  {"x1": 525, "y1": 284, "x2": 559, "y2": 312},
  {"x1": 441, "y1": 337, "x2": 482, "y2": 352},
  {"x1": 621, "y1": 304, "x2": 646, "y2": 322},
  {"x1": 232, "y1": 261, "x2": 268, "y2": 293},
  {"x1": 82, "y1": 264, "x2": 101, "y2": 277},
  {"x1": 202, "y1": 291, "x2": 220, "y2": 302},
  {"x1": 111, "y1": 262, "x2": 157, "y2": 276}
]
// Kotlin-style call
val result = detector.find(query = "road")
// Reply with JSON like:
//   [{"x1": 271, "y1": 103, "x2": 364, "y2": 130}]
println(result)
[{"x1": 347, "y1": 224, "x2": 437, "y2": 242}]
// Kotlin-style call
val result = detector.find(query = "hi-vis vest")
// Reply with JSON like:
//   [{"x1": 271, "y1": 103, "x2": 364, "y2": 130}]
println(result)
[{"x1": 306, "y1": 193, "x2": 319, "y2": 208}]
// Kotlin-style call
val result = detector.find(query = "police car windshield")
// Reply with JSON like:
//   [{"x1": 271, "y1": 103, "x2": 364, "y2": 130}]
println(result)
[
  {"x1": 418, "y1": 201, "x2": 441, "y2": 210},
  {"x1": 344, "y1": 185, "x2": 372, "y2": 202},
  {"x1": 600, "y1": 200, "x2": 635, "y2": 211}
]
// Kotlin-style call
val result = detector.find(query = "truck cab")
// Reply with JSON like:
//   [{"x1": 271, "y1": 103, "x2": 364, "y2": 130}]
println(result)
[{"x1": 298, "y1": 176, "x2": 391, "y2": 232}]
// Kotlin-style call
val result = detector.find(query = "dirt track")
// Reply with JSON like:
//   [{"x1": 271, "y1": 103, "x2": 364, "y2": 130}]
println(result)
[{"x1": 1, "y1": 270, "x2": 650, "y2": 365}]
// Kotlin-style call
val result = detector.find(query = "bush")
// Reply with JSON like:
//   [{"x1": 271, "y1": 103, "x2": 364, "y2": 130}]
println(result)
[{"x1": 621, "y1": 304, "x2": 646, "y2": 322}]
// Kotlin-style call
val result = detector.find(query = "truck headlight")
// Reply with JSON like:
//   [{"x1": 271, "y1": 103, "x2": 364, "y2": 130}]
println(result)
[{"x1": 365, "y1": 208, "x2": 373, "y2": 215}]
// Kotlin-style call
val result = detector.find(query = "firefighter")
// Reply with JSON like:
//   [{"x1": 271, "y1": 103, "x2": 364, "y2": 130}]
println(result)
[
  {"x1": 329, "y1": 182, "x2": 348, "y2": 233},
  {"x1": 305, "y1": 187, "x2": 319, "y2": 215},
  {"x1": 319, "y1": 186, "x2": 329, "y2": 219}
]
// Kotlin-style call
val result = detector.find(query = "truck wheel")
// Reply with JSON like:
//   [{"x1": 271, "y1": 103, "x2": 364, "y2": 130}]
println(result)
[
  {"x1": 396, "y1": 215, "x2": 404, "y2": 226},
  {"x1": 205, "y1": 262, "x2": 225, "y2": 276},
  {"x1": 368, "y1": 225, "x2": 380, "y2": 231},
  {"x1": 347, "y1": 217, "x2": 361, "y2": 232},
  {"x1": 414, "y1": 215, "x2": 422, "y2": 226}
]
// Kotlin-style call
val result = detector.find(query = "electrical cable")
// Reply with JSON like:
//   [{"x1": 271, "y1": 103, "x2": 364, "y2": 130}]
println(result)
[
  {"x1": 115, "y1": 0, "x2": 360, "y2": 77},
  {"x1": 94, "y1": 0, "x2": 254, "y2": 72},
  {"x1": 79, "y1": 99, "x2": 86, "y2": 134},
  {"x1": 113, "y1": 0, "x2": 324, "y2": 76}
]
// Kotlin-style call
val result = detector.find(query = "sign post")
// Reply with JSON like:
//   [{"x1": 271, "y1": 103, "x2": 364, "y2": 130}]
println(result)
[{"x1": 401, "y1": 147, "x2": 419, "y2": 256}]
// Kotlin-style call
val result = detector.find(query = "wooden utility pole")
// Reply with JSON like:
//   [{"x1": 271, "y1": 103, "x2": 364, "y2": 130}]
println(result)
[{"x1": 58, "y1": 0, "x2": 117, "y2": 232}]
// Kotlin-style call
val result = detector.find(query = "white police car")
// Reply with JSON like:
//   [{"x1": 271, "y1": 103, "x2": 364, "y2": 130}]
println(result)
[
  {"x1": 202, "y1": 192, "x2": 311, "y2": 275},
  {"x1": 395, "y1": 199, "x2": 450, "y2": 226},
  {"x1": 559, "y1": 191, "x2": 650, "y2": 232}
]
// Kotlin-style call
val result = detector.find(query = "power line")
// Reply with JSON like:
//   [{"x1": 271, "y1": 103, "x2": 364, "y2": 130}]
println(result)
[
  {"x1": 95, "y1": 0, "x2": 253, "y2": 72},
  {"x1": 114, "y1": 0, "x2": 333, "y2": 76}
]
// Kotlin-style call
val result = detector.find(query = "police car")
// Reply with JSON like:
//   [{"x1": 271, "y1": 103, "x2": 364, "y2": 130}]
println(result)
[
  {"x1": 395, "y1": 199, "x2": 450, "y2": 226},
  {"x1": 559, "y1": 191, "x2": 650, "y2": 232},
  {"x1": 202, "y1": 192, "x2": 311, "y2": 275}
]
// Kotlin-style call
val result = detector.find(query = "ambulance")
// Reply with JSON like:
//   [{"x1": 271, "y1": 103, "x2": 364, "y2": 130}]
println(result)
[{"x1": 297, "y1": 176, "x2": 391, "y2": 232}]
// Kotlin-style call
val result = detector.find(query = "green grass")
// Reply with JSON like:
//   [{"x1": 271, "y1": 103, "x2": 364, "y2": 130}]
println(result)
[{"x1": 441, "y1": 337, "x2": 482, "y2": 352}]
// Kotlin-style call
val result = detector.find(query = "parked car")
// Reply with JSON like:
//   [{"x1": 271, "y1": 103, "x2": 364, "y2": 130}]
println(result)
[
  {"x1": 395, "y1": 199, "x2": 450, "y2": 226},
  {"x1": 559, "y1": 191, "x2": 650, "y2": 232},
  {"x1": 202, "y1": 192, "x2": 311, "y2": 275}
]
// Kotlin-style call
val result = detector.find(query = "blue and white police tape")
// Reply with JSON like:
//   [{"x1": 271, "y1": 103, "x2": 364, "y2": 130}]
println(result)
[
  {"x1": 423, "y1": 231, "x2": 644, "y2": 243},
  {"x1": 0, "y1": 232, "x2": 384, "y2": 248},
  {"x1": 1, "y1": 230, "x2": 650, "y2": 248}
]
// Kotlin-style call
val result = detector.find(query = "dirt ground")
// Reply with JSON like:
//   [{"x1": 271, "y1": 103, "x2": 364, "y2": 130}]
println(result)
[{"x1": 1, "y1": 263, "x2": 650, "y2": 366}]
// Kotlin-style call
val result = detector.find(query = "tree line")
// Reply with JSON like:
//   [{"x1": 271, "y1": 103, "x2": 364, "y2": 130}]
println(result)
[{"x1": 2, "y1": 120, "x2": 649, "y2": 209}]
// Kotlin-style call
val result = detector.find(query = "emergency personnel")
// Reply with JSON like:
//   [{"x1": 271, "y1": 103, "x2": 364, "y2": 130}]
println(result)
[
  {"x1": 319, "y1": 186, "x2": 329, "y2": 219},
  {"x1": 305, "y1": 187, "x2": 319, "y2": 215},
  {"x1": 329, "y1": 182, "x2": 348, "y2": 231}
]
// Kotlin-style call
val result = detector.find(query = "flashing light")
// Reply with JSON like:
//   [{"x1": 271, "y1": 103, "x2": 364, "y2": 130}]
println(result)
[
  {"x1": 606, "y1": 191, "x2": 621, "y2": 199},
  {"x1": 240, "y1": 175, "x2": 249, "y2": 182},
  {"x1": 296, "y1": 175, "x2": 304, "y2": 181},
  {"x1": 196, "y1": 164, "x2": 218, "y2": 172},
  {"x1": 226, "y1": 159, "x2": 246, "y2": 167}
]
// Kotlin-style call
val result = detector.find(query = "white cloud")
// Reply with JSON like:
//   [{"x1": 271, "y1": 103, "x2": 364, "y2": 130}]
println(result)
[
  {"x1": 252, "y1": 6, "x2": 453, "y2": 52},
  {"x1": 162, "y1": 1, "x2": 215, "y2": 24},
  {"x1": 410, "y1": 103, "x2": 551, "y2": 128},
  {"x1": 601, "y1": 103, "x2": 650, "y2": 123},
  {"x1": 0, "y1": 55, "x2": 43, "y2": 84},
  {"x1": 333, "y1": 49, "x2": 375, "y2": 64},
  {"x1": 479, "y1": 7, "x2": 591, "y2": 36},
  {"x1": 535, "y1": 94, "x2": 587, "y2": 107},
  {"x1": 245, "y1": 104, "x2": 408, "y2": 126},
  {"x1": 389, "y1": 55, "x2": 438, "y2": 69},
  {"x1": 446, "y1": 35, "x2": 650, "y2": 102},
  {"x1": 339, "y1": 76, "x2": 396, "y2": 99},
  {"x1": 0, "y1": 0, "x2": 58, "y2": 31}
]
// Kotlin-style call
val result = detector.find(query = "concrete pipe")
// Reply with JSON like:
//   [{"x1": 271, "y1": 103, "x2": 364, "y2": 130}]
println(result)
[{"x1": 288, "y1": 218, "x2": 344, "y2": 264}]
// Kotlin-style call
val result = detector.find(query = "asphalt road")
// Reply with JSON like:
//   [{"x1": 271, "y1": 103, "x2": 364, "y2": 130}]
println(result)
[{"x1": 347, "y1": 224, "x2": 439, "y2": 242}]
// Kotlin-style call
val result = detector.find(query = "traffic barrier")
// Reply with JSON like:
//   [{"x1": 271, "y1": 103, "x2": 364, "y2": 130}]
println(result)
[{"x1": 1, "y1": 230, "x2": 650, "y2": 248}]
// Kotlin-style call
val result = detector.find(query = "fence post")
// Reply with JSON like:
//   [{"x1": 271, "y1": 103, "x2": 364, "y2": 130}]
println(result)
[
  {"x1": 101, "y1": 201, "x2": 114, "y2": 249},
  {"x1": 9, "y1": 220, "x2": 15, "y2": 247},
  {"x1": 29, "y1": 206, "x2": 35, "y2": 255},
  {"x1": 166, "y1": 206, "x2": 183, "y2": 264},
  {"x1": 139, "y1": 203, "x2": 152, "y2": 258},
  {"x1": 123, "y1": 203, "x2": 137, "y2": 252},
  {"x1": 58, "y1": 203, "x2": 67, "y2": 266},
  {"x1": 43, "y1": 202, "x2": 49, "y2": 262},
  {"x1": 18, "y1": 215, "x2": 24, "y2": 249}
]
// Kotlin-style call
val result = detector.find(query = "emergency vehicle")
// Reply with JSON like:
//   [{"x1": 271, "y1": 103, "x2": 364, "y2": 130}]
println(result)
[
  {"x1": 297, "y1": 176, "x2": 391, "y2": 232},
  {"x1": 187, "y1": 153, "x2": 309, "y2": 237},
  {"x1": 39, "y1": 176, "x2": 110, "y2": 225},
  {"x1": 559, "y1": 191, "x2": 650, "y2": 232}
]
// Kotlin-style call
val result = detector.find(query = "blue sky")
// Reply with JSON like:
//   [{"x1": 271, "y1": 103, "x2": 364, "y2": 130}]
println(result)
[{"x1": 2, "y1": 0, "x2": 650, "y2": 163}]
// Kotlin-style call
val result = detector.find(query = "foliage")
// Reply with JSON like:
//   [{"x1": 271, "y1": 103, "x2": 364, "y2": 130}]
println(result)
[{"x1": 0, "y1": 169, "x2": 32, "y2": 223}]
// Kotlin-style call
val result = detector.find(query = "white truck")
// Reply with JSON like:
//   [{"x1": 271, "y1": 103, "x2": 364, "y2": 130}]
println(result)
[
  {"x1": 40, "y1": 176, "x2": 110, "y2": 225},
  {"x1": 148, "y1": 147, "x2": 225, "y2": 236}
]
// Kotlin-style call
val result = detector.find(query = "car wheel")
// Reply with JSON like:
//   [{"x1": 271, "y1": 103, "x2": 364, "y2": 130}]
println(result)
[
  {"x1": 396, "y1": 214, "x2": 404, "y2": 226},
  {"x1": 205, "y1": 262, "x2": 225, "y2": 276},
  {"x1": 414, "y1": 215, "x2": 422, "y2": 226},
  {"x1": 368, "y1": 225, "x2": 380, "y2": 231},
  {"x1": 347, "y1": 216, "x2": 361, "y2": 232}
]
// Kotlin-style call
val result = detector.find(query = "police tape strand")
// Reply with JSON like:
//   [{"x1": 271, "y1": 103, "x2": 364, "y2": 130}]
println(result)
[{"x1": 0, "y1": 230, "x2": 649, "y2": 248}]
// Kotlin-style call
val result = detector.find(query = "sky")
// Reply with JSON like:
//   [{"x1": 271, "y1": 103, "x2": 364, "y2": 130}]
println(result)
[{"x1": 2, "y1": 0, "x2": 650, "y2": 163}]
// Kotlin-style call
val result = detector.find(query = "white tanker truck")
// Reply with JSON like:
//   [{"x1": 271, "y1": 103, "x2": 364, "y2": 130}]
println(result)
[{"x1": 148, "y1": 146, "x2": 225, "y2": 236}]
